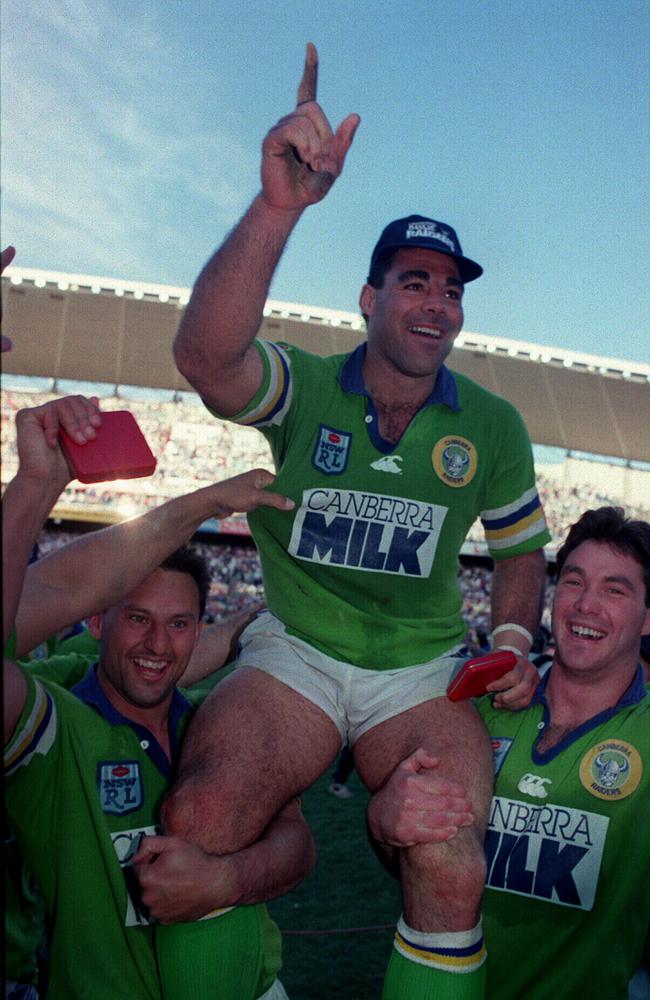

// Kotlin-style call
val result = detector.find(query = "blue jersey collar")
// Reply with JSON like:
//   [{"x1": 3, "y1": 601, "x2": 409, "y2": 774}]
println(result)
[
  {"x1": 531, "y1": 662, "x2": 647, "y2": 762},
  {"x1": 532, "y1": 662, "x2": 647, "y2": 710},
  {"x1": 72, "y1": 664, "x2": 193, "y2": 775},
  {"x1": 339, "y1": 343, "x2": 460, "y2": 412}
]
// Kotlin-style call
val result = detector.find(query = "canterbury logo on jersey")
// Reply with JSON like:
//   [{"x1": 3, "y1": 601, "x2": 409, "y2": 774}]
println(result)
[
  {"x1": 485, "y1": 796, "x2": 609, "y2": 910},
  {"x1": 370, "y1": 455, "x2": 403, "y2": 475},
  {"x1": 288, "y1": 488, "x2": 447, "y2": 577},
  {"x1": 517, "y1": 773, "x2": 552, "y2": 798}
]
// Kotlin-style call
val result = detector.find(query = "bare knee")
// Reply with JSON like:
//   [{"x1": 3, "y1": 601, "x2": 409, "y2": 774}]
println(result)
[
  {"x1": 161, "y1": 776, "x2": 264, "y2": 854},
  {"x1": 400, "y1": 826, "x2": 487, "y2": 930}
]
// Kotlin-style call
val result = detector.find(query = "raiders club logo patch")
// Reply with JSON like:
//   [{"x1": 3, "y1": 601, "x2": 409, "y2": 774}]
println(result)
[
  {"x1": 312, "y1": 425, "x2": 352, "y2": 475},
  {"x1": 432, "y1": 436, "x2": 477, "y2": 488},
  {"x1": 98, "y1": 761, "x2": 144, "y2": 815},
  {"x1": 579, "y1": 740, "x2": 642, "y2": 801}
]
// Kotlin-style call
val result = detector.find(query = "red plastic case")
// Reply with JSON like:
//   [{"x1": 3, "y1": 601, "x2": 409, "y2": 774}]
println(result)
[
  {"x1": 446, "y1": 650, "x2": 517, "y2": 701},
  {"x1": 59, "y1": 410, "x2": 157, "y2": 484}
]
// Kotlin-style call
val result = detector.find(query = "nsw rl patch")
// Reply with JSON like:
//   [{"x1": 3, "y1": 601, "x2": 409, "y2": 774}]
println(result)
[
  {"x1": 98, "y1": 761, "x2": 143, "y2": 815},
  {"x1": 312, "y1": 425, "x2": 352, "y2": 475}
]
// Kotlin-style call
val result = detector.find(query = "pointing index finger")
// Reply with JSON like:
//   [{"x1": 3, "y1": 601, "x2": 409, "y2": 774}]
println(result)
[{"x1": 296, "y1": 42, "x2": 318, "y2": 105}]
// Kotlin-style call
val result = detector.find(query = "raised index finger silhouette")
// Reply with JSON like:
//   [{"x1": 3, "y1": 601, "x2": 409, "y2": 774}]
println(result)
[{"x1": 296, "y1": 42, "x2": 318, "y2": 105}]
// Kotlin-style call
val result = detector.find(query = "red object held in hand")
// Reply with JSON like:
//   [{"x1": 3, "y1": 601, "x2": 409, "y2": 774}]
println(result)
[
  {"x1": 59, "y1": 410, "x2": 157, "y2": 484},
  {"x1": 446, "y1": 650, "x2": 517, "y2": 702}
]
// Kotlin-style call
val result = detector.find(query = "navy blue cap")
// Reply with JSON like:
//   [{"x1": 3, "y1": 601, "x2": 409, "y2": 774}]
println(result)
[{"x1": 370, "y1": 215, "x2": 483, "y2": 284}]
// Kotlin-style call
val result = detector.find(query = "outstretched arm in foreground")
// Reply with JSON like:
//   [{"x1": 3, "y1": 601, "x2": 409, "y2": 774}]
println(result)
[
  {"x1": 173, "y1": 43, "x2": 359, "y2": 416},
  {"x1": 15, "y1": 470, "x2": 293, "y2": 659},
  {"x1": 132, "y1": 798, "x2": 316, "y2": 923}
]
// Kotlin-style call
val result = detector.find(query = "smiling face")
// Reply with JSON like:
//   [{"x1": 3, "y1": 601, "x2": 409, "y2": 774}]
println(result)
[
  {"x1": 552, "y1": 540, "x2": 650, "y2": 682},
  {"x1": 90, "y1": 567, "x2": 201, "y2": 725},
  {"x1": 360, "y1": 247, "x2": 464, "y2": 385}
]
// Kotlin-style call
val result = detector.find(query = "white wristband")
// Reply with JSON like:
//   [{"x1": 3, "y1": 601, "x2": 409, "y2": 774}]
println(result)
[
  {"x1": 491, "y1": 623, "x2": 534, "y2": 645},
  {"x1": 495, "y1": 644, "x2": 525, "y2": 656}
]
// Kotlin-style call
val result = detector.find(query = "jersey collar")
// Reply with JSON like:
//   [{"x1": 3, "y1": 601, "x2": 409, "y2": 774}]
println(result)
[
  {"x1": 530, "y1": 663, "x2": 647, "y2": 762},
  {"x1": 72, "y1": 664, "x2": 193, "y2": 776},
  {"x1": 339, "y1": 343, "x2": 461, "y2": 412}
]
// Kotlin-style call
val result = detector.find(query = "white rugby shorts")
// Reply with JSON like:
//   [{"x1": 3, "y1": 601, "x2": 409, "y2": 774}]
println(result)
[{"x1": 236, "y1": 611, "x2": 465, "y2": 745}]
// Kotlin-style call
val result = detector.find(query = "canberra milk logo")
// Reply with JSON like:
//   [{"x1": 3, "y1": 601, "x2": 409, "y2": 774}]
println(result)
[
  {"x1": 485, "y1": 796, "x2": 609, "y2": 910},
  {"x1": 406, "y1": 220, "x2": 456, "y2": 253},
  {"x1": 288, "y1": 488, "x2": 447, "y2": 577},
  {"x1": 370, "y1": 455, "x2": 403, "y2": 475},
  {"x1": 98, "y1": 761, "x2": 143, "y2": 815}
]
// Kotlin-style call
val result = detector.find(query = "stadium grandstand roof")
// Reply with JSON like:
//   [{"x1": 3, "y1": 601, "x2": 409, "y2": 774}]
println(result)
[{"x1": 3, "y1": 265, "x2": 649, "y2": 463}]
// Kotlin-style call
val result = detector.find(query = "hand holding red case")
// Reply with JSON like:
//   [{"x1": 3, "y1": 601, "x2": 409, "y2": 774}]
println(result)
[
  {"x1": 446, "y1": 650, "x2": 517, "y2": 702},
  {"x1": 59, "y1": 410, "x2": 157, "y2": 484}
]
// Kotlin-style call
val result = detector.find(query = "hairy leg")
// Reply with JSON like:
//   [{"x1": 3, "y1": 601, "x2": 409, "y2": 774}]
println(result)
[
  {"x1": 354, "y1": 697, "x2": 493, "y2": 931},
  {"x1": 162, "y1": 667, "x2": 341, "y2": 853}
]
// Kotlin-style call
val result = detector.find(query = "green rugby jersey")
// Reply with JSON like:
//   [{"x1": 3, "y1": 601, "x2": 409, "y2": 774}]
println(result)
[
  {"x1": 4, "y1": 660, "x2": 281, "y2": 1000},
  {"x1": 211, "y1": 341, "x2": 550, "y2": 668},
  {"x1": 479, "y1": 669, "x2": 650, "y2": 999}
]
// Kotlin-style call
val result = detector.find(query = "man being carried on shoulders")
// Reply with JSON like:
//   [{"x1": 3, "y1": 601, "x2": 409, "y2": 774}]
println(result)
[{"x1": 170, "y1": 44, "x2": 550, "y2": 999}]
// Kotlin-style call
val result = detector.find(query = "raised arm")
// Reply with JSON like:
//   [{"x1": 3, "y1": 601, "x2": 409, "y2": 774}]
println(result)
[
  {"x1": 3, "y1": 396, "x2": 101, "y2": 650},
  {"x1": 132, "y1": 798, "x2": 316, "y2": 923},
  {"x1": 3, "y1": 395, "x2": 101, "y2": 737},
  {"x1": 173, "y1": 43, "x2": 359, "y2": 416}
]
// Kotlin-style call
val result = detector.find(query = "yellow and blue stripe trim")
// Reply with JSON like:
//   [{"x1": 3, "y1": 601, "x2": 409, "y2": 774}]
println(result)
[
  {"x1": 481, "y1": 486, "x2": 548, "y2": 553},
  {"x1": 5, "y1": 678, "x2": 57, "y2": 775},
  {"x1": 236, "y1": 340, "x2": 293, "y2": 428},
  {"x1": 394, "y1": 916, "x2": 487, "y2": 974}
]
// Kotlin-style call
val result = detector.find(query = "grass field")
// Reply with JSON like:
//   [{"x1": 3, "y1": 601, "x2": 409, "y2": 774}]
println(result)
[{"x1": 267, "y1": 766, "x2": 402, "y2": 1000}]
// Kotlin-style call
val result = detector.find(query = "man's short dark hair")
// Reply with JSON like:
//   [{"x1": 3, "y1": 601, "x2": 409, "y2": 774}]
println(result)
[
  {"x1": 361, "y1": 251, "x2": 397, "y2": 324},
  {"x1": 366, "y1": 250, "x2": 398, "y2": 292},
  {"x1": 160, "y1": 546, "x2": 211, "y2": 619},
  {"x1": 556, "y1": 507, "x2": 650, "y2": 607}
]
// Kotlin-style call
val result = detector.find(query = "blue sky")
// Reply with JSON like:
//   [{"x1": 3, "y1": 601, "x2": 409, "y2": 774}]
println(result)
[{"x1": 2, "y1": 0, "x2": 648, "y2": 363}]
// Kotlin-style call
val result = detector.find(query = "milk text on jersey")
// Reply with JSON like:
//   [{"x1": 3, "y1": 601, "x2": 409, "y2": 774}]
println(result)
[
  {"x1": 485, "y1": 796, "x2": 609, "y2": 911},
  {"x1": 288, "y1": 488, "x2": 447, "y2": 577}
]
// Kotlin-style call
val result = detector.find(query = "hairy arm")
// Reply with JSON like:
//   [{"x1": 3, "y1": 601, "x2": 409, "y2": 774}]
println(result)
[
  {"x1": 3, "y1": 396, "x2": 101, "y2": 651},
  {"x1": 488, "y1": 548, "x2": 547, "y2": 708},
  {"x1": 132, "y1": 799, "x2": 316, "y2": 923},
  {"x1": 173, "y1": 44, "x2": 359, "y2": 416},
  {"x1": 2, "y1": 396, "x2": 101, "y2": 737},
  {"x1": 15, "y1": 471, "x2": 292, "y2": 659},
  {"x1": 366, "y1": 749, "x2": 474, "y2": 879},
  {"x1": 179, "y1": 605, "x2": 263, "y2": 687}
]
